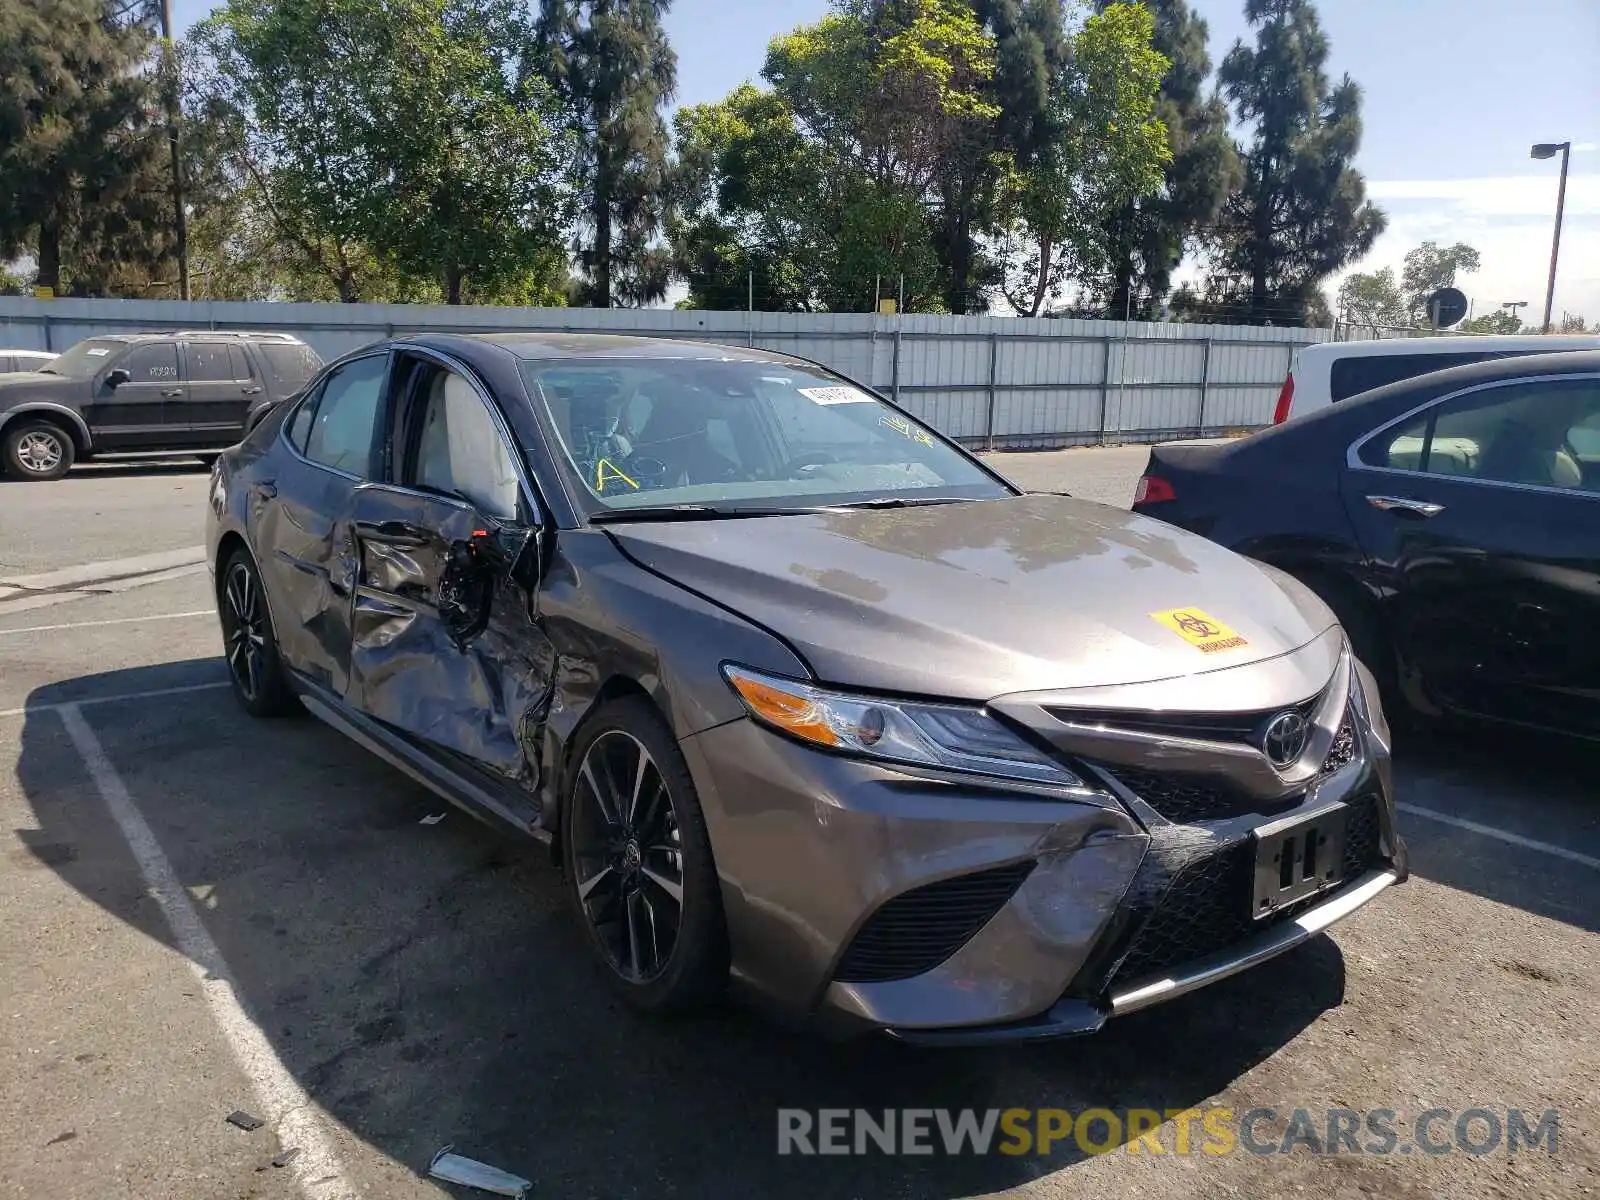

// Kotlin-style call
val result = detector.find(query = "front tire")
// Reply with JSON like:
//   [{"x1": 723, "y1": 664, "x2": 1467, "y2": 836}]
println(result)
[
  {"x1": 2, "y1": 418, "x2": 75, "y2": 481},
  {"x1": 218, "y1": 548, "x2": 299, "y2": 717},
  {"x1": 562, "y1": 697, "x2": 728, "y2": 1013}
]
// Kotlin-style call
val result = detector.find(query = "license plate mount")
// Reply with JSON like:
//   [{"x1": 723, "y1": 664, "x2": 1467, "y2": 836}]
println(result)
[{"x1": 1252, "y1": 801, "x2": 1350, "y2": 919}]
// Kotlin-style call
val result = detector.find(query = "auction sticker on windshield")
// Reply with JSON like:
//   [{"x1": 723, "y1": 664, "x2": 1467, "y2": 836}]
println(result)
[
  {"x1": 799, "y1": 386, "x2": 874, "y2": 405},
  {"x1": 1149, "y1": 608, "x2": 1250, "y2": 654}
]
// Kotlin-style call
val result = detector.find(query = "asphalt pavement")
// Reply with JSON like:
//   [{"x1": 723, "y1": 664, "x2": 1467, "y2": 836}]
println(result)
[{"x1": 0, "y1": 450, "x2": 1595, "y2": 1200}]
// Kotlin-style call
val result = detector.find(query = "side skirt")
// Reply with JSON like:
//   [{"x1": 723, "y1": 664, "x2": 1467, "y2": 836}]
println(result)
[{"x1": 292, "y1": 674, "x2": 550, "y2": 844}]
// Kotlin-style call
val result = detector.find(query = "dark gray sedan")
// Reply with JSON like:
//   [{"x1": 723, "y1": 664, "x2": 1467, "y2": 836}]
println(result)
[{"x1": 206, "y1": 333, "x2": 1405, "y2": 1043}]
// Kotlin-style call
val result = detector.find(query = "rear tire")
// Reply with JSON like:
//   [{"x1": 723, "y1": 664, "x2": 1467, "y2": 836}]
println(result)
[
  {"x1": 562, "y1": 697, "x2": 728, "y2": 1013},
  {"x1": 2, "y1": 418, "x2": 75, "y2": 481},
  {"x1": 218, "y1": 548, "x2": 299, "y2": 718}
]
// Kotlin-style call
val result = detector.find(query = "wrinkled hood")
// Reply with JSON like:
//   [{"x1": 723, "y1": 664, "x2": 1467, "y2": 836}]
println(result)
[{"x1": 609, "y1": 494, "x2": 1336, "y2": 699}]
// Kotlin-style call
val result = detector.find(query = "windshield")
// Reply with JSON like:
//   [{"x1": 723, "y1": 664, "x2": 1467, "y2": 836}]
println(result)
[
  {"x1": 521, "y1": 358, "x2": 1011, "y2": 514},
  {"x1": 41, "y1": 339, "x2": 127, "y2": 378}
]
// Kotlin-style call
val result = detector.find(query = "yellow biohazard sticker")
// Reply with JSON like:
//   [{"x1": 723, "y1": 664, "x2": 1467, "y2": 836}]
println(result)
[{"x1": 1150, "y1": 608, "x2": 1250, "y2": 654}]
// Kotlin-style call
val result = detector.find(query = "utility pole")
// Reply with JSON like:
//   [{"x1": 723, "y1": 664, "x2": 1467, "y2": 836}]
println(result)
[
  {"x1": 159, "y1": 0, "x2": 190, "y2": 301},
  {"x1": 1531, "y1": 141, "x2": 1571, "y2": 334}
]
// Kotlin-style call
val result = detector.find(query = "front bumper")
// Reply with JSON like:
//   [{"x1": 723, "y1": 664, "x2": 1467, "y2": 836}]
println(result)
[{"x1": 681, "y1": 646, "x2": 1405, "y2": 1043}]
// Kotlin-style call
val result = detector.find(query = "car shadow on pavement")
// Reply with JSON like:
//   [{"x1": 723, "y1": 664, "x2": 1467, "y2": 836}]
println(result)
[
  {"x1": 16, "y1": 659, "x2": 1350, "y2": 1197},
  {"x1": 1391, "y1": 723, "x2": 1600, "y2": 935}
]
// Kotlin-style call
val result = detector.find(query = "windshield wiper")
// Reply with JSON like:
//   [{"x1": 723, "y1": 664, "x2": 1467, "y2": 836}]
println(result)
[
  {"x1": 588, "y1": 503, "x2": 825, "y2": 524},
  {"x1": 824, "y1": 496, "x2": 976, "y2": 510}
]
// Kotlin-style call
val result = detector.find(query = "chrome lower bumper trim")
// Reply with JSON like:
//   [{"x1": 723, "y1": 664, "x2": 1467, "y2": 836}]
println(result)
[{"x1": 1109, "y1": 868, "x2": 1400, "y2": 1017}]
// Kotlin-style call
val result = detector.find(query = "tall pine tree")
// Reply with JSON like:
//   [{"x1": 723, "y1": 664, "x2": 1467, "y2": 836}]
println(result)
[
  {"x1": 931, "y1": 0, "x2": 1068, "y2": 314},
  {"x1": 0, "y1": 0, "x2": 170, "y2": 295},
  {"x1": 1212, "y1": 0, "x2": 1384, "y2": 325},
  {"x1": 536, "y1": 0, "x2": 676, "y2": 308},
  {"x1": 1095, "y1": 0, "x2": 1237, "y2": 319}
]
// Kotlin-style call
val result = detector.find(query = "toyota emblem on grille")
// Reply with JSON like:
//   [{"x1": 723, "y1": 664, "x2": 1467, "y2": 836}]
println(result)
[{"x1": 1261, "y1": 711, "x2": 1309, "y2": 767}]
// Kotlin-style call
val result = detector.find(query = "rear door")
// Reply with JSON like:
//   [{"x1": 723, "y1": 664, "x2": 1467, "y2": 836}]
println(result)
[
  {"x1": 344, "y1": 353, "x2": 552, "y2": 821},
  {"x1": 82, "y1": 342, "x2": 184, "y2": 449},
  {"x1": 180, "y1": 342, "x2": 260, "y2": 445},
  {"x1": 252, "y1": 352, "x2": 393, "y2": 697},
  {"x1": 1341, "y1": 372, "x2": 1600, "y2": 735}
]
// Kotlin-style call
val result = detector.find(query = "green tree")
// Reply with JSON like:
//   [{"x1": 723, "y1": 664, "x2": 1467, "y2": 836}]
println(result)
[
  {"x1": 536, "y1": 0, "x2": 676, "y2": 307},
  {"x1": 669, "y1": 84, "x2": 831, "y2": 310},
  {"x1": 930, "y1": 0, "x2": 1069, "y2": 313},
  {"x1": 999, "y1": 2, "x2": 1170, "y2": 316},
  {"x1": 1095, "y1": 0, "x2": 1239, "y2": 319},
  {"x1": 189, "y1": 0, "x2": 571, "y2": 304},
  {"x1": 1460, "y1": 309, "x2": 1525, "y2": 335},
  {"x1": 1336, "y1": 266, "x2": 1406, "y2": 327},
  {"x1": 1400, "y1": 240, "x2": 1479, "y2": 323},
  {"x1": 672, "y1": 0, "x2": 1001, "y2": 313},
  {"x1": 1212, "y1": 0, "x2": 1385, "y2": 325},
  {"x1": 0, "y1": 0, "x2": 172, "y2": 296}
]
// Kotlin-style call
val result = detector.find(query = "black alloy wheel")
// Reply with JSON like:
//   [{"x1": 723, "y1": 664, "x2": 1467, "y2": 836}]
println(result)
[
  {"x1": 218, "y1": 549, "x2": 298, "y2": 717},
  {"x1": 563, "y1": 698, "x2": 727, "y2": 1011}
]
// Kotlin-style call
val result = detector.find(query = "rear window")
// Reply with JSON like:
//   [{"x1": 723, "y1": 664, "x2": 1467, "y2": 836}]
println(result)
[
  {"x1": 1329, "y1": 353, "x2": 1495, "y2": 402},
  {"x1": 257, "y1": 342, "x2": 321, "y2": 389}
]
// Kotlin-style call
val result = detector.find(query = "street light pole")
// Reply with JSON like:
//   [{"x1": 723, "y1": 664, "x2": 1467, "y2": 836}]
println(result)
[
  {"x1": 159, "y1": 0, "x2": 190, "y2": 302},
  {"x1": 1531, "y1": 141, "x2": 1570, "y2": 334}
]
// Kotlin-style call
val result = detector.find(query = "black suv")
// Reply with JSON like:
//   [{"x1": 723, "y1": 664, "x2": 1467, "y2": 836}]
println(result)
[{"x1": 0, "y1": 331, "x2": 322, "y2": 481}]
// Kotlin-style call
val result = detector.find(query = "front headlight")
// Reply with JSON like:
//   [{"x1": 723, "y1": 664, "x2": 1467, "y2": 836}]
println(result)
[{"x1": 722, "y1": 664, "x2": 1092, "y2": 790}]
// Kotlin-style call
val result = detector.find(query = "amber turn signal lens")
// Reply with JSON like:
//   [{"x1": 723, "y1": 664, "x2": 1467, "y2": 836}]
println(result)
[{"x1": 725, "y1": 671, "x2": 841, "y2": 746}]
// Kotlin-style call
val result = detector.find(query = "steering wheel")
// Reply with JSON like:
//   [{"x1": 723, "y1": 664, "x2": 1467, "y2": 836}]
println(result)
[{"x1": 776, "y1": 452, "x2": 841, "y2": 478}]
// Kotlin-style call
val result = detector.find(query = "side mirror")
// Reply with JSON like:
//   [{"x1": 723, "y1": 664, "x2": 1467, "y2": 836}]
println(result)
[{"x1": 104, "y1": 368, "x2": 131, "y2": 388}]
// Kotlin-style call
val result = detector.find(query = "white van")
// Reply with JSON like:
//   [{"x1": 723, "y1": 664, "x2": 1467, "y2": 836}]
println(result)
[{"x1": 1272, "y1": 333, "x2": 1600, "y2": 423}]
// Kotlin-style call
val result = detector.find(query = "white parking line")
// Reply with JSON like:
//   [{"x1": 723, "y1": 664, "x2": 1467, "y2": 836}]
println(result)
[
  {"x1": 0, "y1": 680, "x2": 231, "y2": 721},
  {"x1": 56, "y1": 704, "x2": 358, "y2": 1200},
  {"x1": 1398, "y1": 802, "x2": 1600, "y2": 871},
  {"x1": 0, "y1": 610, "x2": 212, "y2": 636}
]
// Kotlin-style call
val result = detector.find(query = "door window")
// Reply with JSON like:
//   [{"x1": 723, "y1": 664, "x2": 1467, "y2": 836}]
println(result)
[
  {"x1": 410, "y1": 369, "x2": 521, "y2": 520},
  {"x1": 259, "y1": 342, "x2": 321, "y2": 390},
  {"x1": 302, "y1": 355, "x2": 388, "y2": 477},
  {"x1": 187, "y1": 343, "x2": 235, "y2": 382},
  {"x1": 285, "y1": 389, "x2": 319, "y2": 452},
  {"x1": 228, "y1": 346, "x2": 255, "y2": 381},
  {"x1": 120, "y1": 344, "x2": 179, "y2": 383},
  {"x1": 1362, "y1": 378, "x2": 1600, "y2": 490}
]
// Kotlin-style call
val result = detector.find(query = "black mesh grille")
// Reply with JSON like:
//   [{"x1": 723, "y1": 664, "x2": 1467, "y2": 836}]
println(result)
[
  {"x1": 833, "y1": 862, "x2": 1035, "y2": 984},
  {"x1": 1103, "y1": 792, "x2": 1385, "y2": 989},
  {"x1": 1102, "y1": 719, "x2": 1361, "y2": 826}
]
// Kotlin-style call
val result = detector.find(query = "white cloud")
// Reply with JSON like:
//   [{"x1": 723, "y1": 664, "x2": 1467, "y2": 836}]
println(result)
[{"x1": 1336, "y1": 174, "x2": 1600, "y2": 323}]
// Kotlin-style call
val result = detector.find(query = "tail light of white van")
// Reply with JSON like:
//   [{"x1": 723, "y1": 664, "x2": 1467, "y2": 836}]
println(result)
[{"x1": 1272, "y1": 372, "x2": 1296, "y2": 424}]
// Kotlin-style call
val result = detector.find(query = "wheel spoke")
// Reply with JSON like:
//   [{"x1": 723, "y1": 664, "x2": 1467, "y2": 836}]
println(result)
[
  {"x1": 640, "y1": 890, "x2": 661, "y2": 972},
  {"x1": 626, "y1": 749, "x2": 650, "y2": 826},
  {"x1": 641, "y1": 866, "x2": 682, "y2": 905},
  {"x1": 624, "y1": 891, "x2": 643, "y2": 980},
  {"x1": 577, "y1": 864, "x2": 614, "y2": 902},
  {"x1": 580, "y1": 758, "x2": 619, "y2": 828}
]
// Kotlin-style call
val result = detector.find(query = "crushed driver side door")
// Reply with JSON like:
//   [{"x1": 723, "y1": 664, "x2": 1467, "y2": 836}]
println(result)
[{"x1": 344, "y1": 356, "x2": 557, "y2": 830}]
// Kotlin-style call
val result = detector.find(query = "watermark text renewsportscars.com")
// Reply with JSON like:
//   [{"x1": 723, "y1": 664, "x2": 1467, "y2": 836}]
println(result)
[{"x1": 777, "y1": 1107, "x2": 1559, "y2": 1158}]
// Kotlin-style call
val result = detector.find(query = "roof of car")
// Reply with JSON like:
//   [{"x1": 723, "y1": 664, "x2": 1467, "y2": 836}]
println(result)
[
  {"x1": 422, "y1": 332, "x2": 804, "y2": 363},
  {"x1": 1298, "y1": 333, "x2": 1600, "y2": 361},
  {"x1": 84, "y1": 330, "x2": 308, "y2": 345}
]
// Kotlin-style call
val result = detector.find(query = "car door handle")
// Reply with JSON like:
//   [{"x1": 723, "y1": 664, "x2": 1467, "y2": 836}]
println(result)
[
  {"x1": 1367, "y1": 494, "x2": 1444, "y2": 518},
  {"x1": 357, "y1": 519, "x2": 430, "y2": 548},
  {"x1": 241, "y1": 386, "x2": 263, "y2": 395},
  {"x1": 161, "y1": 387, "x2": 183, "y2": 397},
  {"x1": 254, "y1": 480, "x2": 278, "y2": 499}
]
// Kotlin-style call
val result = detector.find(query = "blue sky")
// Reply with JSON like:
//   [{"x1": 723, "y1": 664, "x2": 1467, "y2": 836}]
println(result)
[{"x1": 173, "y1": 0, "x2": 1600, "y2": 320}]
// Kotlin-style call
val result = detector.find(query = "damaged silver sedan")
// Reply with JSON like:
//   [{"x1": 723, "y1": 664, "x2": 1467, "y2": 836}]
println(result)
[{"x1": 206, "y1": 333, "x2": 1406, "y2": 1044}]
